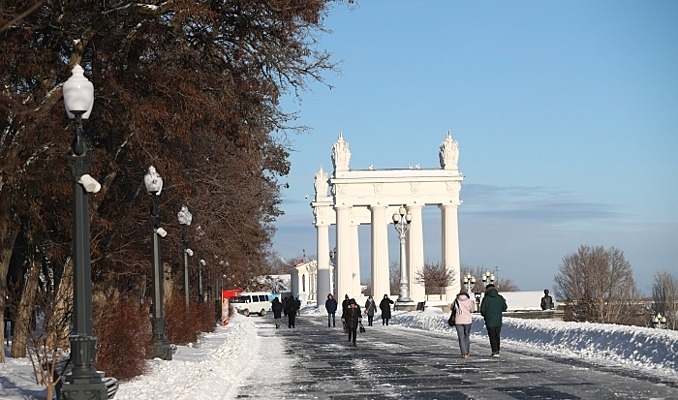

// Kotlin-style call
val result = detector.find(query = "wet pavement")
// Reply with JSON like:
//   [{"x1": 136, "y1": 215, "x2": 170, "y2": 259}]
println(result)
[{"x1": 235, "y1": 314, "x2": 678, "y2": 399}]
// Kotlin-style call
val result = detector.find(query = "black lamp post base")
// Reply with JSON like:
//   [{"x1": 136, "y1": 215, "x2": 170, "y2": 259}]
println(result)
[
  {"x1": 151, "y1": 317, "x2": 173, "y2": 360},
  {"x1": 62, "y1": 372, "x2": 107, "y2": 400},
  {"x1": 63, "y1": 335, "x2": 106, "y2": 400},
  {"x1": 152, "y1": 342, "x2": 174, "y2": 360}
]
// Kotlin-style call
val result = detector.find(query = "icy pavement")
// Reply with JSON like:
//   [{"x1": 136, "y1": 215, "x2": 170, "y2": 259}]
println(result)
[{"x1": 235, "y1": 313, "x2": 678, "y2": 400}]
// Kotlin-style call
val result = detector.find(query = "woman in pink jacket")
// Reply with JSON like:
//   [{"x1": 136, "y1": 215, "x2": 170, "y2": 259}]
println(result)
[{"x1": 452, "y1": 291, "x2": 475, "y2": 358}]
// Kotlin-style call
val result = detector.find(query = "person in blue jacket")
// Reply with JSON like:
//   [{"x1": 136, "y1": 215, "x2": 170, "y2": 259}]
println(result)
[{"x1": 325, "y1": 293, "x2": 338, "y2": 327}]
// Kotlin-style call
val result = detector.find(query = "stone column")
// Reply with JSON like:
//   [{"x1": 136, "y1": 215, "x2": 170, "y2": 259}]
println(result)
[
  {"x1": 351, "y1": 222, "x2": 361, "y2": 298},
  {"x1": 291, "y1": 266, "x2": 299, "y2": 298},
  {"x1": 407, "y1": 204, "x2": 425, "y2": 302},
  {"x1": 335, "y1": 205, "x2": 351, "y2": 300},
  {"x1": 316, "y1": 223, "x2": 331, "y2": 300},
  {"x1": 370, "y1": 204, "x2": 389, "y2": 297},
  {"x1": 441, "y1": 203, "x2": 461, "y2": 300}
]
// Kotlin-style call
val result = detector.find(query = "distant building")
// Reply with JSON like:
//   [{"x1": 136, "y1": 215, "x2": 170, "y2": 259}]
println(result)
[{"x1": 291, "y1": 259, "x2": 317, "y2": 305}]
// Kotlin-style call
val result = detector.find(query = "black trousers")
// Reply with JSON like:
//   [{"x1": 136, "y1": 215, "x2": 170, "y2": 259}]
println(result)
[
  {"x1": 367, "y1": 315, "x2": 374, "y2": 326},
  {"x1": 347, "y1": 327, "x2": 358, "y2": 343},
  {"x1": 487, "y1": 326, "x2": 502, "y2": 353},
  {"x1": 288, "y1": 313, "x2": 296, "y2": 328}
]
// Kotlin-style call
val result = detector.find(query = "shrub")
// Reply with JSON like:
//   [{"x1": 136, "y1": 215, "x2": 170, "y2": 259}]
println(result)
[
  {"x1": 165, "y1": 291, "x2": 217, "y2": 345},
  {"x1": 93, "y1": 293, "x2": 150, "y2": 381}
]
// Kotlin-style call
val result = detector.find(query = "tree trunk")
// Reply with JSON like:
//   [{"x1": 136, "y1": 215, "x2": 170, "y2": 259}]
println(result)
[
  {"x1": 11, "y1": 255, "x2": 42, "y2": 357},
  {"x1": 0, "y1": 192, "x2": 20, "y2": 363},
  {"x1": 163, "y1": 261, "x2": 173, "y2": 307},
  {"x1": 47, "y1": 257, "x2": 73, "y2": 350}
]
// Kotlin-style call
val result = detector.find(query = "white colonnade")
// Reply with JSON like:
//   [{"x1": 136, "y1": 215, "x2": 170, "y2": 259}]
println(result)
[{"x1": 311, "y1": 133, "x2": 463, "y2": 304}]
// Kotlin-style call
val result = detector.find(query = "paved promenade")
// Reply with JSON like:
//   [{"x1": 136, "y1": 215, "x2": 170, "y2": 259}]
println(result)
[{"x1": 235, "y1": 314, "x2": 678, "y2": 400}]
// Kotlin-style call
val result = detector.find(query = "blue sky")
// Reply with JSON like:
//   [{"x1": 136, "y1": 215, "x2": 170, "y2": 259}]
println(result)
[{"x1": 272, "y1": 0, "x2": 678, "y2": 294}]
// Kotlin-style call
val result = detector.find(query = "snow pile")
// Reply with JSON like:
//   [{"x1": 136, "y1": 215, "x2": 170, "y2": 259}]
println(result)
[
  {"x1": 115, "y1": 312, "x2": 293, "y2": 400},
  {"x1": 500, "y1": 318, "x2": 678, "y2": 371},
  {"x1": 390, "y1": 307, "x2": 678, "y2": 376}
]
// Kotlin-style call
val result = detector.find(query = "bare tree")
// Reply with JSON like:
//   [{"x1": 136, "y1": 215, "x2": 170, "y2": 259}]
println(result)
[
  {"x1": 554, "y1": 245, "x2": 640, "y2": 323},
  {"x1": 389, "y1": 262, "x2": 400, "y2": 296},
  {"x1": 23, "y1": 284, "x2": 73, "y2": 400},
  {"x1": 652, "y1": 271, "x2": 678, "y2": 330},
  {"x1": 415, "y1": 261, "x2": 455, "y2": 296}
]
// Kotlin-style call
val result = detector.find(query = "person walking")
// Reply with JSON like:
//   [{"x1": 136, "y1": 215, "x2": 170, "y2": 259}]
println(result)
[
  {"x1": 282, "y1": 296, "x2": 289, "y2": 317},
  {"x1": 341, "y1": 294, "x2": 350, "y2": 333},
  {"x1": 285, "y1": 296, "x2": 299, "y2": 328},
  {"x1": 379, "y1": 294, "x2": 394, "y2": 326},
  {"x1": 540, "y1": 289, "x2": 554, "y2": 310},
  {"x1": 293, "y1": 297, "x2": 302, "y2": 315},
  {"x1": 345, "y1": 298, "x2": 362, "y2": 346},
  {"x1": 325, "y1": 294, "x2": 338, "y2": 327},
  {"x1": 451, "y1": 291, "x2": 475, "y2": 358},
  {"x1": 364, "y1": 295, "x2": 378, "y2": 326},
  {"x1": 480, "y1": 284, "x2": 507, "y2": 357},
  {"x1": 271, "y1": 297, "x2": 283, "y2": 329}
]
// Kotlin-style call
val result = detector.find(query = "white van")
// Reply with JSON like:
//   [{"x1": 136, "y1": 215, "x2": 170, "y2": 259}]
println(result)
[{"x1": 231, "y1": 292, "x2": 273, "y2": 317}]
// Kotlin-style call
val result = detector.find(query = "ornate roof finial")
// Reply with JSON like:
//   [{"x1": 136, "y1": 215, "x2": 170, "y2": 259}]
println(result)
[
  {"x1": 314, "y1": 166, "x2": 329, "y2": 199},
  {"x1": 332, "y1": 132, "x2": 351, "y2": 173},
  {"x1": 439, "y1": 131, "x2": 459, "y2": 170}
]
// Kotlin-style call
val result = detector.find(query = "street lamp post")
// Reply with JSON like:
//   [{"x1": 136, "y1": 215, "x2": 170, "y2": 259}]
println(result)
[
  {"x1": 392, "y1": 205, "x2": 413, "y2": 304},
  {"x1": 177, "y1": 205, "x2": 193, "y2": 308},
  {"x1": 144, "y1": 166, "x2": 172, "y2": 360},
  {"x1": 474, "y1": 292, "x2": 482, "y2": 313},
  {"x1": 62, "y1": 65, "x2": 107, "y2": 400},
  {"x1": 329, "y1": 247, "x2": 337, "y2": 296},
  {"x1": 463, "y1": 273, "x2": 476, "y2": 294},
  {"x1": 199, "y1": 259, "x2": 206, "y2": 302},
  {"x1": 481, "y1": 270, "x2": 495, "y2": 287},
  {"x1": 652, "y1": 313, "x2": 667, "y2": 329}
]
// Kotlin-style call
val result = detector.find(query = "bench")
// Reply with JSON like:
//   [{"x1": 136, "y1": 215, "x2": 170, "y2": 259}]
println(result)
[{"x1": 45, "y1": 358, "x2": 118, "y2": 399}]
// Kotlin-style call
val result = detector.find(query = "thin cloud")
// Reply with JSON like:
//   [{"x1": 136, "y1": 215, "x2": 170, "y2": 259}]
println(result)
[{"x1": 460, "y1": 184, "x2": 624, "y2": 223}]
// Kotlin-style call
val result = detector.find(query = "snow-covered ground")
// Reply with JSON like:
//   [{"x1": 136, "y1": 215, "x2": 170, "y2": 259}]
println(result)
[{"x1": 1, "y1": 307, "x2": 677, "y2": 399}]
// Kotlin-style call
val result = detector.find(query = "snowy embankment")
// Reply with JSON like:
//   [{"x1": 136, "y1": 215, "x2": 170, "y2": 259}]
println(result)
[
  {"x1": 501, "y1": 318, "x2": 678, "y2": 371},
  {"x1": 391, "y1": 308, "x2": 678, "y2": 376},
  {"x1": 115, "y1": 312, "x2": 291, "y2": 400}
]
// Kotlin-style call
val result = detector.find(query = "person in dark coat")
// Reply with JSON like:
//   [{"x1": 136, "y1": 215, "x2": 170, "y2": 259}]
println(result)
[
  {"x1": 285, "y1": 296, "x2": 299, "y2": 328},
  {"x1": 379, "y1": 294, "x2": 394, "y2": 326},
  {"x1": 540, "y1": 289, "x2": 554, "y2": 310},
  {"x1": 480, "y1": 284, "x2": 507, "y2": 357},
  {"x1": 364, "y1": 295, "x2": 377, "y2": 326},
  {"x1": 341, "y1": 294, "x2": 350, "y2": 333},
  {"x1": 271, "y1": 297, "x2": 284, "y2": 329},
  {"x1": 294, "y1": 297, "x2": 302, "y2": 315},
  {"x1": 345, "y1": 298, "x2": 362, "y2": 346},
  {"x1": 282, "y1": 296, "x2": 289, "y2": 316},
  {"x1": 325, "y1": 294, "x2": 338, "y2": 327}
]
